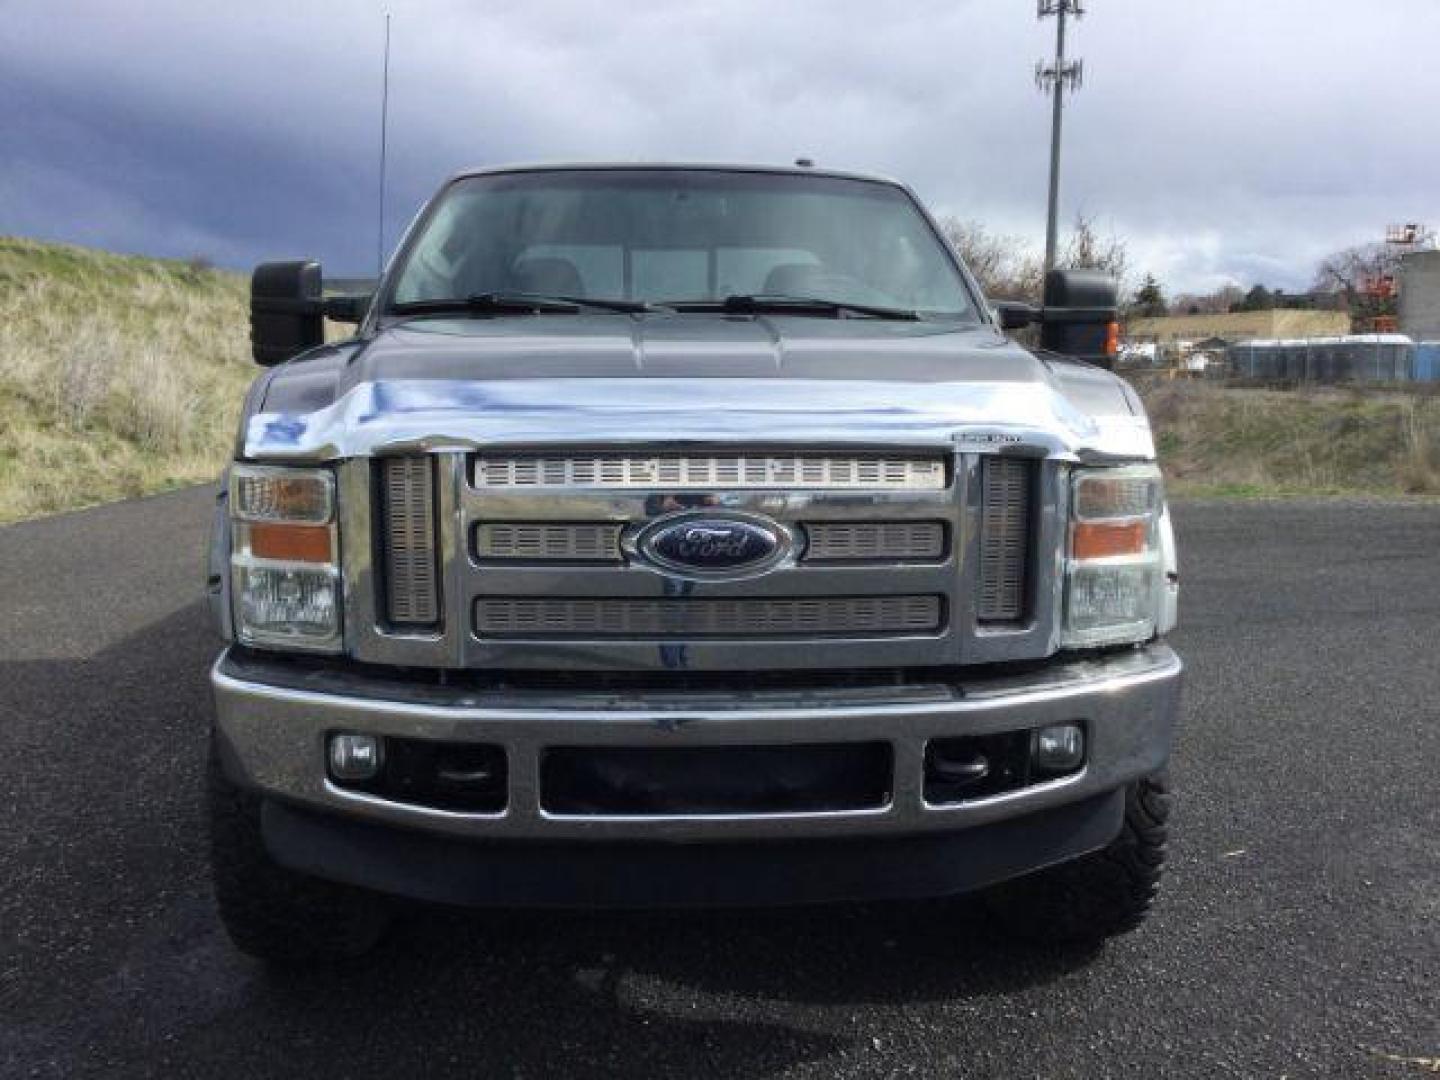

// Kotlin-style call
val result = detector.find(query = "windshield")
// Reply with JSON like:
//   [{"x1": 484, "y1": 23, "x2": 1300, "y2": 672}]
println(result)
[{"x1": 387, "y1": 169, "x2": 976, "y2": 319}]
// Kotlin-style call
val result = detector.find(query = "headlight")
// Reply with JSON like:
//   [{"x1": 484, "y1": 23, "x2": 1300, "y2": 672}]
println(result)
[
  {"x1": 1061, "y1": 464, "x2": 1165, "y2": 648},
  {"x1": 229, "y1": 464, "x2": 342, "y2": 653}
]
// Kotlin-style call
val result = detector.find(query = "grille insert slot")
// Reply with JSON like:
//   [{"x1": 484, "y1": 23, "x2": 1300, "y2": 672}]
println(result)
[
  {"x1": 543, "y1": 744, "x2": 893, "y2": 816},
  {"x1": 380, "y1": 456, "x2": 439, "y2": 627},
  {"x1": 476, "y1": 523, "x2": 623, "y2": 563},
  {"x1": 803, "y1": 521, "x2": 947, "y2": 562},
  {"x1": 976, "y1": 457, "x2": 1032, "y2": 622},
  {"x1": 474, "y1": 453, "x2": 947, "y2": 490},
  {"x1": 475, "y1": 596, "x2": 943, "y2": 639}
]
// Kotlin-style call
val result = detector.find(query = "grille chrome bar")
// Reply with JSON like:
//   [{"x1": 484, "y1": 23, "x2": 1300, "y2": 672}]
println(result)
[
  {"x1": 803, "y1": 522, "x2": 947, "y2": 562},
  {"x1": 474, "y1": 454, "x2": 947, "y2": 491},
  {"x1": 381, "y1": 457, "x2": 440, "y2": 627},
  {"x1": 476, "y1": 523, "x2": 623, "y2": 562},
  {"x1": 976, "y1": 458, "x2": 1032, "y2": 622},
  {"x1": 475, "y1": 596, "x2": 943, "y2": 639}
]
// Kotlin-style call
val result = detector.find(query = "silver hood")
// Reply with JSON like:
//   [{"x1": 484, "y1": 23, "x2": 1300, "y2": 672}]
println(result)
[{"x1": 242, "y1": 314, "x2": 1155, "y2": 461}]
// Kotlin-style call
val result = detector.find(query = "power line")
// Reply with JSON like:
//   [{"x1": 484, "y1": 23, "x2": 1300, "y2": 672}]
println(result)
[{"x1": 1036, "y1": 1, "x2": 1085, "y2": 275}]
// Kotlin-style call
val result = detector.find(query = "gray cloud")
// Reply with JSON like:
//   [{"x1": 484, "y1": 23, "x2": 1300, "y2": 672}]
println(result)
[{"x1": 2, "y1": 0, "x2": 1435, "y2": 293}]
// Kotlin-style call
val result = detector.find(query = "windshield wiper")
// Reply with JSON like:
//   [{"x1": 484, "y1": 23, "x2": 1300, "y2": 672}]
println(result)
[
  {"x1": 390, "y1": 292, "x2": 666, "y2": 317},
  {"x1": 666, "y1": 294, "x2": 921, "y2": 321},
  {"x1": 546, "y1": 294, "x2": 670, "y2": 314}
]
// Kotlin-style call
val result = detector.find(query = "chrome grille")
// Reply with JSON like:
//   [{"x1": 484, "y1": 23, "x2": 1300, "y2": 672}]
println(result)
[
  {"x1": 381, "y1": 457, "x2": 439, "y2": 626},
  {"x1": 475, "y1": 596, "x2": 943, "y2": 639},
  {"x1": 803, "y1": 522, "x2": 946, "y2": 562},
  {"x1": 476, "y1": 523, "x2": 623, "y2": 562},
  {"x1": 976, "y1": 457, "x2": 1032, "y2": 622},
  {"x1": 474, "y1": 453, "x2": 946, "y2": 490}
]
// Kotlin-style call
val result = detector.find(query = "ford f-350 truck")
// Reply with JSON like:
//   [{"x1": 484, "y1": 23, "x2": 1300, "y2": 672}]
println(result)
[{"x1": 207, "y1": 164, "x2": 1181, "y2": 963}]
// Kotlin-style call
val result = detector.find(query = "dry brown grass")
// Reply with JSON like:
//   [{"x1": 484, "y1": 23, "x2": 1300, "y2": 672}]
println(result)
[
  {"x1": 1139, "y1": 380, "x2": 1440, "y2": 498},
  {"x1": 0, "y1": 237, "x2": 256, "y2": 523}
]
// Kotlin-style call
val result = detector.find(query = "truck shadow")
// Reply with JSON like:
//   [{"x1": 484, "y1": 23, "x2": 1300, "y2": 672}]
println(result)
[
  {"x1": 381, "y1": 898, "x2": 1101, "y2": 1008},
  {"x1": 1, "y1": 601, "x2": 1100, "y2": 1079}
]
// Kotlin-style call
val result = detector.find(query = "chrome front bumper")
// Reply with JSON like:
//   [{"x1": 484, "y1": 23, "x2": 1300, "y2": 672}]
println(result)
[{"x1": 211, "y1": 644, "x2": 1181, "y2": 843}]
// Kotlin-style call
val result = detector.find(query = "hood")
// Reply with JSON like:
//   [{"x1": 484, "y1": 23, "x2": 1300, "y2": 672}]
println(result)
[{"x1": 244, "y1": 314, "x2": 1153, "y2": 462}]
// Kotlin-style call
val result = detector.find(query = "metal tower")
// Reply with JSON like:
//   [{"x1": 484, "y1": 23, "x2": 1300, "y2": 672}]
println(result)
[{"x1": 1036, "y1": 1, "x2": 1085, "y2": 275}]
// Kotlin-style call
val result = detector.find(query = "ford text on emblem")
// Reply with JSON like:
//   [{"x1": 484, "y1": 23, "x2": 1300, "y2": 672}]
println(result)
[{"x1": 638, "y1": 515, "x2": 789, "y2": 578}]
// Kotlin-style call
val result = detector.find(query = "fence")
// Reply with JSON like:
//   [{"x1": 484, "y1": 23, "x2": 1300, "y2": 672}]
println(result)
[{"x1": 1226, "y1": 335, "x2": 1429, "y2": 384}]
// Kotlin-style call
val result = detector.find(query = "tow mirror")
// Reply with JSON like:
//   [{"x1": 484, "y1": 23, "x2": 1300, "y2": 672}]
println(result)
[
  {"x1": 1039, "y1": 269, "x2": 1120, "y2": 368},
  {"x1": 250, "y1": 262, "x2": 371, "y2": 365},
  {"x1": 251, "y1": 261, "x2": 324, "y2": 366}
]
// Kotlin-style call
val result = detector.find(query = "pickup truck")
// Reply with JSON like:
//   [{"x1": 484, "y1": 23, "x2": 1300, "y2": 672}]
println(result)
[{"x1": 207, "y1": 163, "x2": 1181, "y2": 963}]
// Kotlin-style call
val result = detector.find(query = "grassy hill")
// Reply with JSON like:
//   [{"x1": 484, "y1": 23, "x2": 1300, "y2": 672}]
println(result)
[{"x1": 0, "y1": 238, "x2": 255, "y2": 522}]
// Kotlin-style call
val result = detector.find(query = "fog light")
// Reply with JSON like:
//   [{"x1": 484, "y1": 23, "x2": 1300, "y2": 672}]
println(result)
[
  {"x1": 1031, "y1": 723, "x2": 1085, "y2": 774},
  {"x1": 328, "y1": 733, "x2": 383, "y2": 782}
]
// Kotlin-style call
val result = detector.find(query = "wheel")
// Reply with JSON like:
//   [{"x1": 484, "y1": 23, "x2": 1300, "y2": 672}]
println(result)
[
  {"x1": 207, "y1": 741, "x2": 391, "y2": 964},
  {"x1": 984, "y1": 770, "x2": 1172, "y2": 945}
]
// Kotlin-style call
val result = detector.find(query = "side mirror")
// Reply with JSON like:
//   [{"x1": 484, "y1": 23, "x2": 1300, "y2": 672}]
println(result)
[
  {"x1": 250, "y1": 261, "x2": 324, "y2": 366},
  {"x1": 1039, "y1": 269, "x2": 1120, "y2": 368}
]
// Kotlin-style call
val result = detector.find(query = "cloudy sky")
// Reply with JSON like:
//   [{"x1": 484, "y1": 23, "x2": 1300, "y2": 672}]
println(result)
[{"x1": 2, "y1": 0, "x2": 1435, "y2": 294}]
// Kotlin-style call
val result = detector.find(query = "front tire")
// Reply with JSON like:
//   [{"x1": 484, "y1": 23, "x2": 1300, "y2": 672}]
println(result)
[
  {"x1": 984, "y1": 771, "x2": 1172, "y2": 945},
  {"x1": 207, "y1": 743, "x2": 391, "y2": 964}
]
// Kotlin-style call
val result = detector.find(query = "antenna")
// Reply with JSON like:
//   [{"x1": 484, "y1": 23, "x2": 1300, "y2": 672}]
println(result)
[
  {"x1": 1037, "y1": 0, "x2": 1086, "y2": 275},
  {"x1": 376, "y1": 13, "x2": 391, "y2": 280}
]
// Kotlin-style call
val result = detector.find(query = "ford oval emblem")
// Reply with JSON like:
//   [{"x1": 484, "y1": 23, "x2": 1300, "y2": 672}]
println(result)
[{"x1": 638, "y1": 515, "x2": 788, "y2": 578}]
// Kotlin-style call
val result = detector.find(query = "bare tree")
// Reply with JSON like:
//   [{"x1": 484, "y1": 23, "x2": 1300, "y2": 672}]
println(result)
[
  {"x1": 1314, "y1": 243, "x2": 1389, "y2": 296},
  {"x1": 938, "y1": 218, "x2": 1043, "y2": 301},
  {"x1": 1061, "y1": 213, "x2": 1130, "y2": 294},
  {"x1": 940, "y1": 213, "x2": 1133, "y2": 305},
  {"x1": 1313, "y1": 243, "x2": 1397, "y2": 330}
]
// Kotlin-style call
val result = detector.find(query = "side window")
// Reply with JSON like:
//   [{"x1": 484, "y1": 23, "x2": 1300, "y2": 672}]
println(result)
[{"x1": 394, "y1": 200, "x2": 465, "y2": 303}]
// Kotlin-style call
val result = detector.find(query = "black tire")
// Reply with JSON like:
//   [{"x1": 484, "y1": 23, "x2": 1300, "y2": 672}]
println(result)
[
  {"x1": 984, "y1": 770, "x2": 1172, "y2": 946},
  {"x1": 207, "y1": 743, "x2": 391, "y2": 964}
]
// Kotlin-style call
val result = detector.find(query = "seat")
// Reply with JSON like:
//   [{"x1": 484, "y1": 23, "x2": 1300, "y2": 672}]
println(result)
[
  {"x1": 761, "y1": 263, "x2": 825, "y2": 297},
  {"x1": 510, "y1": 256, "x2": 585, "y2": 298}
]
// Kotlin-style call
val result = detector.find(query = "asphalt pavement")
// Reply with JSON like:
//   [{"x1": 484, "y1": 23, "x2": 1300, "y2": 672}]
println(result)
[{"x1": 2, "y1": 488, "x2": 1437, "y2": 1078}]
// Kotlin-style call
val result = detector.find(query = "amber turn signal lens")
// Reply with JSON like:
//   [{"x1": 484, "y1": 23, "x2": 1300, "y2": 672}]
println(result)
[
  {"x1": 1104, "y1": 320, "x2": 1120, "y2": 357},
  {"x1": 1072, "y1": 520, "x2": 1147, "y2": 560},
  {"x1": 248, "y1": 523, "x2": 334, "y2": 563}
]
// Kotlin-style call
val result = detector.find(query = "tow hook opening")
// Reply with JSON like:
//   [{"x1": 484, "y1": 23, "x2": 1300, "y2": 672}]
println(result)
[{"x1": 924, "y1": 722, "x2": 1085, "y2": 805}]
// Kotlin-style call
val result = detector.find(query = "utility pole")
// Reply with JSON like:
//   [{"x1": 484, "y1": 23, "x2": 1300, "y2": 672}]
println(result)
[{"x1": 1036, "y1": 1, "x2": 1085, "y2": 275}]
